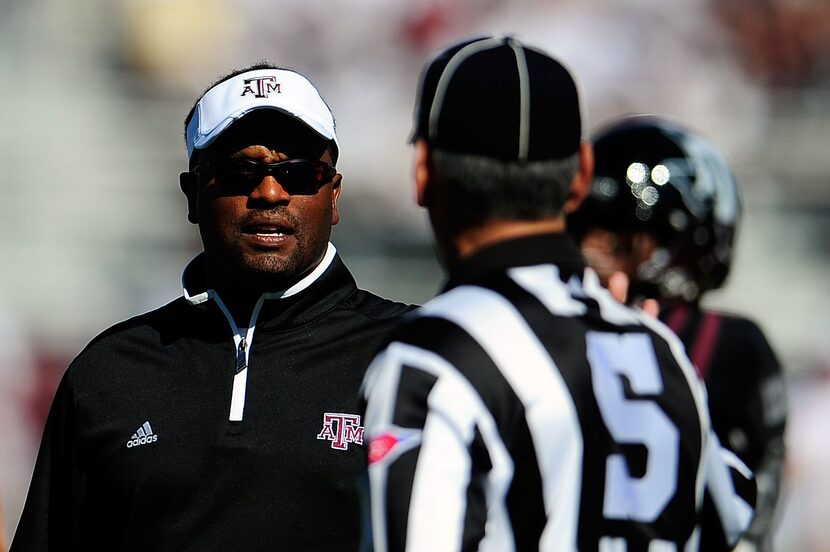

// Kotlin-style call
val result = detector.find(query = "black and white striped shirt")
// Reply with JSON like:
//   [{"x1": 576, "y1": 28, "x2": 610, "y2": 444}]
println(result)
[{"x1": 362, "y1": 233, "x2": 755, "y2": 551}]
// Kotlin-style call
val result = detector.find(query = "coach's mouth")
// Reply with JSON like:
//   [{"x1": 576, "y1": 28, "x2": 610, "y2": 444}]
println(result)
[{"x1": 243, "y1": 221, "x2": 296, "y2": 247}]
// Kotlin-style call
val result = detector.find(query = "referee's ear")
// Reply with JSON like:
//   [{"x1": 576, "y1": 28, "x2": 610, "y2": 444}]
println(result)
[
  {"x1": 564, "y1": 141, "x2": 594, "y2": 214},
  {"x1": 414, "y1": 139, "x2": 432, "y2": 208}
]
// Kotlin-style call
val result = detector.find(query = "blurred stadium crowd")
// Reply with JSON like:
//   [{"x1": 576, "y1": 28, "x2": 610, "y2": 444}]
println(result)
[{"x1": 1, "y1": 0, "x2": 829, "y2": 548}]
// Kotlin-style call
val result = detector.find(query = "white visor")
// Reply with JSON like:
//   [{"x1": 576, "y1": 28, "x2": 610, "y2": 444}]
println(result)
[{"x1": 186, "y1": 68, "x2": 338, "y2": 161}]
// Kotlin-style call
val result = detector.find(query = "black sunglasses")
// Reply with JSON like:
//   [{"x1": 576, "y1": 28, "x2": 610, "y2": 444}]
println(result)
[{"x1": 192, "y1": 158, "x2": 337, "y2": 195}]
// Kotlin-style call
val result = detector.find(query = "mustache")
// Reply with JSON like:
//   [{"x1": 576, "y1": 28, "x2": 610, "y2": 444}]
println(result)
[{"x1": 239, "y1": 207, "x2": 300, "y2": 229}]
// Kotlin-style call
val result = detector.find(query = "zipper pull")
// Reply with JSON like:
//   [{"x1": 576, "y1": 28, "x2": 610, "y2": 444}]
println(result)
[{"x1": 236, "y1": 337, "x2": 248, "y2": 374}]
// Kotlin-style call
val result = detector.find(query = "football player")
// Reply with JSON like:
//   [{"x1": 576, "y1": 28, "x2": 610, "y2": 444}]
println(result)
[{"x1": 568, "y1": 116, "x2": 787, "y2": 551}]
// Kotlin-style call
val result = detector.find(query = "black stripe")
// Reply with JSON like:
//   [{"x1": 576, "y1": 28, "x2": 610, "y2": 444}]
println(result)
[
  {"x1": 461, "y1": 428, "x2": 490, "y2": 550},
  {"x1": 386, "y1": 445, "x2": 420, "y2": 550},
  {"x1": 392, "y1": 364, "x2": 439, "y2": 430},
  {"x1": 386, "y1": 365, "x2": 438, "y2": 550},
  {"x1": 730, "y1": 463, "x2": 757, "y2": 507},
  {"x1": 504, "y1": 414, "x2": 547, "y2": 550},
  {"x1": 698, "y1": 491, "x2": 729, "y2": 551}
]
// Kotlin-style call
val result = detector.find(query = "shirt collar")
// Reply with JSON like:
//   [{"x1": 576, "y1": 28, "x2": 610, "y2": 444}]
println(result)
[
  {"x1": 445, "y1": 232, "x2": 586, "y2": 291},
  {"x1": 182, "y1": 242, "x2": 338, "y2": 305}
]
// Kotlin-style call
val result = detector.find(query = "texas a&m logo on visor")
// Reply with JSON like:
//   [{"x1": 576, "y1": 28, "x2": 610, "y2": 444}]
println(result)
[
  {"x1": 317, "y1": 413, "x2": 364, "y2": 451},
  {"x1": 241, "y1": 76, "x2": 281, "y2": 98}
]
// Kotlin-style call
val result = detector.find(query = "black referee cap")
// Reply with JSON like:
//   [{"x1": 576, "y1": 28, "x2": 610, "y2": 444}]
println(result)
[{"x1": 412, "y1": 35, "x2": 583, "y2": 163}]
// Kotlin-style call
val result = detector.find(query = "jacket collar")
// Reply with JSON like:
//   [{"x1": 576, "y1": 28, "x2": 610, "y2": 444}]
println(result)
[
  {"x1": 445, "y1": 232, "x2": 586, "y2": 291},
  {"x1": 181, "y1": 242, "x2": 358, "y2": 332}
]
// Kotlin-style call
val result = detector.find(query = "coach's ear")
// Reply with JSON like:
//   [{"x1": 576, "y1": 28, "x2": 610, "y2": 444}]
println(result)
[
  {"x1": 414, "y1": 140, "x2": 432, "y2": 208},
  {"x1": 180, "y1": 171, "x2": 199, "y2": 224},
  {"x1": 564, "y1": 141, "x2": 594, "y2": 214}
]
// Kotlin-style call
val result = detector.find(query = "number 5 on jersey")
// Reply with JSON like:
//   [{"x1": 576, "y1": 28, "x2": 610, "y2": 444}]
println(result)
[{"x1": 587, "y1": 332, "x2": 680, "y2": 523}]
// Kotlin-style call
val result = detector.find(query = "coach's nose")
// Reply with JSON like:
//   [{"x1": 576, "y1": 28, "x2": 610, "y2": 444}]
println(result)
[{"x1": 249, "y1": 174, "x2": 291, "y2": 206}]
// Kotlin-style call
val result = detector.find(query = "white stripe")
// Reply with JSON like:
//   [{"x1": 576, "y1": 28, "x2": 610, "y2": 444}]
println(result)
[
  {"x1": 705, "y1": 433, "x2": 755, "y2": 544},
  {"x1": 428, "y1": 37, "x2": 504, "y2": 141},
  {"x1": 600, "y1": 536, "x2": 678, "y2": 551},
  {"x1": 420, "y1": 286, "x2": 583, "y2": 551},
  {"x1": 507, "y1": 38, "x2": 531, "y2": 162},
  {"x1": 362, "y1": 349, "x2": 404, "y2": 442},
  {"x1": 229, "y1": 370, "x2": 248, "y2": 422},
  {"x1": 720, "y1": 446, "x2": 754, "y2": 481},
  {"x1": 364, "y1": 343, "x2": 514, "y2": 552},
  {"x1": 683, "y1": 527, "x2": 701, "y2": 552},
  {"x1": 599, "y1": 537, "x2": 626, "y2": 552},
  {"x1": 409, "y1": 378, "x2": 474, "y2": 551},
  {"x1": 362, "y1": 350, "x2": 402, "y2": 552},
  {"x1": 507, "y1": 265, "x2": 586, "y2": 317}
]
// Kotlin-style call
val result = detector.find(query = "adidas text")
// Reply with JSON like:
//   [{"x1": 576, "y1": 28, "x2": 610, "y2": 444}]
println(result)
[{"x1": 127, "y1": 434, "x2": 158, "y2": 448}]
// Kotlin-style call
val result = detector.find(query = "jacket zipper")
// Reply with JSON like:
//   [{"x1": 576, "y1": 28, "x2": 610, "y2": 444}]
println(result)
[
  {"x1": 212, "y1": 295, "x2": 266, "y2": 423},
  {"x1": 236, "y1": 338, "x2": 248, "y2": 374}
]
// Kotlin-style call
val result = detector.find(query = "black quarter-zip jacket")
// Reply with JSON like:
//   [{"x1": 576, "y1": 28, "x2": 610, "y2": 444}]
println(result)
[{"x1": 12, "y1": 244, "x2": 414, "y2": 551}]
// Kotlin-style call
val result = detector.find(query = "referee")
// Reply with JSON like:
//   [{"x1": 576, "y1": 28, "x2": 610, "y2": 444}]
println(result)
[{"x1": 361, "y1": 36, "x2": 756, "y2": 551}]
